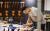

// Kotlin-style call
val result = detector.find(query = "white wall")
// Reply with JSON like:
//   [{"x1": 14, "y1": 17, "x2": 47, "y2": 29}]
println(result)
[
  {"x1": 25, "y1": 0, "x2": 37, "y2": 7},
  {"x1": 44, "y1": 0, "x2": 50, "y2": 11}
]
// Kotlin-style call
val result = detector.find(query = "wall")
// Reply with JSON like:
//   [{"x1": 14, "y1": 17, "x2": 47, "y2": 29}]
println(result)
[{"x1": 44, "y1": 0, "x2": 50, "y2": 11}]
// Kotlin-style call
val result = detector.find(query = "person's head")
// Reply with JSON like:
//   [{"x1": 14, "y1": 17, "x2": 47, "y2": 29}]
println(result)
[{"x1": 23, "y1": 7, "x2": 31, "y2": 15}]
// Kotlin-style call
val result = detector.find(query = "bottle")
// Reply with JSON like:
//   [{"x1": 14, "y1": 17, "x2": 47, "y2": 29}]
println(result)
[
  {"x1": 9, "y1": 29, "x2": 12, "y2": 31},
  {"x1": 5, "y1": 27, "x2": 8, "y2": 31},
  {"x1": 14, "y1": 28, "x2": 18, "y2": 31}
]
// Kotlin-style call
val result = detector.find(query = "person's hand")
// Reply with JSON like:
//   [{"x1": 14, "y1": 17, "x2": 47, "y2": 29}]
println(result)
[{"x1": 25, "y1": 22, "x2": 32, "y2": 27}]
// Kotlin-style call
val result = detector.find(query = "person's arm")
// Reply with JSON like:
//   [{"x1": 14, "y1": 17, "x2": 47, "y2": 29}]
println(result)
[{"x1": 26, "y1": 16, "x2": 33, "y2": 26}]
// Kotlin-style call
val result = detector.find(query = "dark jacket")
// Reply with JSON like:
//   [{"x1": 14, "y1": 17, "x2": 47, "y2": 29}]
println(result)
[{"x1": 17, "y1": 13, "x2": 28, "y2": 25}]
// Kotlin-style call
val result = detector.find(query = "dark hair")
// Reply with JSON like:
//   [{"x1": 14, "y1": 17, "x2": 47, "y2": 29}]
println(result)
[{"x1": 22, "y1": 7, "x2": 28, "y2": 11}]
